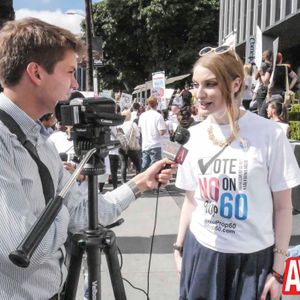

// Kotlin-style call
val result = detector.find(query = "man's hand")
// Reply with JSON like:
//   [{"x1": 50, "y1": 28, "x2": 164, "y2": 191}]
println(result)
[{"x1": 132, "y1": 159, "x2": 177, "y2": 193}]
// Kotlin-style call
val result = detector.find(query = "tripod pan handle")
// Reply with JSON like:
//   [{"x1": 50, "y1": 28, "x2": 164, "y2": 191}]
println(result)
[{"x1": 9, "y1": 250, "x2": 30, "y2": 268}]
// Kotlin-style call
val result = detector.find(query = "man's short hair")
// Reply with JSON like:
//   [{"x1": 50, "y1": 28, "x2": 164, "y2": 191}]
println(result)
[
  {"x1": 0, "y1": 17, "x2": 85, "y2": 87},
  {"x1": 147, "y1": 96, "x2": 158, "y2": 108}
]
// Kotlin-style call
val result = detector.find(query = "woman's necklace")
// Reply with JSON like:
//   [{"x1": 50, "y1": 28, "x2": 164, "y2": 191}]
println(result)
[
  {"x1": 207, "y1": 111, "x2": 240, "y2": 147},
  {"x1": 208, "y1": 124, "x2": 240, "y2": 147}
]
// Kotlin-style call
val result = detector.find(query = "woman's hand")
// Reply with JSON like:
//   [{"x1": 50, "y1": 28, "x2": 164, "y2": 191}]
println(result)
[
  {"x1": 174, "y1": 250, "x2": 182, "y2": 275},
  {"x1": 260, "y1": 274, "x2": 282, "y2": 300}
]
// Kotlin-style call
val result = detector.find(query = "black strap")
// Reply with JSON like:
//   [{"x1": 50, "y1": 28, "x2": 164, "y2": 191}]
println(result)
[{"x1": 0, "y1": 109, "x2": 54, "y2": 204}]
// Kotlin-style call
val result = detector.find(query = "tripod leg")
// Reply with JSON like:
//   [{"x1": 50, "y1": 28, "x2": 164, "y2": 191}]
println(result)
[
  {"x1": 85, "y1": 242, "x2": 102, "y2": 300},
  {"x1": 103, "y1": 230, "x2": 126, "y2": 300},
  {"x1": 63, "y1": 236, "x2": 85, "y2": 300}
]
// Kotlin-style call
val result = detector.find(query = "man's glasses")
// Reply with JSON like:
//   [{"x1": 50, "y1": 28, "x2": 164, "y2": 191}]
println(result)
[{"x1": 198, "y1": 45, "x2": 238, "y2": 60}]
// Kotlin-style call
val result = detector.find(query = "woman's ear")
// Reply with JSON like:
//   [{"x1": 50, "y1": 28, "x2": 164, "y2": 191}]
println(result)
[{"x1": 232, "y1": 77, "x2": 242, "y2": 94}]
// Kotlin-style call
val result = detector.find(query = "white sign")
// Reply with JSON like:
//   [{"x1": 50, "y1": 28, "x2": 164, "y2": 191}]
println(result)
[
  {"x1": 255, "y1": 26, "x2": 262, "y2": 68},
  {"x1": 152, "y1": 71, "x2": 166, "y2": 108},
  {"x1": 269, "y1": 37, "x2": 279, "y2": 86},
  {"x1": 245, "y1": 36, "x2": 256, "y2": 65},
  {"x1": 120, "y1": 92, "x2": 132, "y2": 110}
]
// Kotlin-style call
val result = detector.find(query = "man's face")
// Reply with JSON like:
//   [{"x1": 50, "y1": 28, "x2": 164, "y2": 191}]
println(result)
[{"x1": 39, "y1": 50, "x2": 79, "y2": 114}]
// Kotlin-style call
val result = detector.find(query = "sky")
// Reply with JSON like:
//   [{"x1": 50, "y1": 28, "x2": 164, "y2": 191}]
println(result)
[{"x1": 13, "y1": 0, "x2": 99, "y2": 35}]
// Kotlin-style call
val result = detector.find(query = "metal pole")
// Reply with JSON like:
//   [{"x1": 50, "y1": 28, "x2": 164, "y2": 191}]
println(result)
[{"x1": 85, "y1": 0, "x2": 93, "y2": 91}]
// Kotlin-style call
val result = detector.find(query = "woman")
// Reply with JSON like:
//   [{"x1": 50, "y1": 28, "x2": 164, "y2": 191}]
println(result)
[
  {"x1": 267, "y1": 98, "x2": 290, "y2": 137},
  {"x1": 119, "y1": 109, "x2": 141, "y2": 183},
  {"x1": 174, "y1": 46, "x2": 300, "y2": 300}
]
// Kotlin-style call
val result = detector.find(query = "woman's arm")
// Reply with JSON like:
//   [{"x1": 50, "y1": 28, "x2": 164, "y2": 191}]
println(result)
[
  {"x1": 288, "y1": 70, "x2": 298, "y2": 90},
  {"x1": 272, "y1": 189, "x2": 293, "y2": 274},
  {"x1": 260, "y1": 189, "x2": 293, "y2": 300},
  {"x1": 174, "y1": 190, "x2": 196, "y2": 273}
]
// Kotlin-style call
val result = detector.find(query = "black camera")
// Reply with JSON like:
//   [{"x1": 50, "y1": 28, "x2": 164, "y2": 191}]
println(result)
[{"x1": 55, "y1": 97, "x2": 124, "y2": 164}]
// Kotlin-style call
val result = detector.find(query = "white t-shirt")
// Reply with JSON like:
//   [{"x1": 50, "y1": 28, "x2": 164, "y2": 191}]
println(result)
[
  {"x1": 49, "y1": 131, "x2": 74, "y2": 160},
  {"x1": 138, "y1": 109, "x2": 166, "y2": 150},
  {"x1": 176, "y1": 111, "x2": 300, "y2": 253}
]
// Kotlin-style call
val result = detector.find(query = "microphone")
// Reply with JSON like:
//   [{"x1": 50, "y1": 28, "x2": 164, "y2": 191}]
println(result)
[
  {"x1": 158, "y1": 127, "x2": 190, "y2": 189},
  {"x1": 162, "y1": 126, "x2": 190, "y2": 164}
]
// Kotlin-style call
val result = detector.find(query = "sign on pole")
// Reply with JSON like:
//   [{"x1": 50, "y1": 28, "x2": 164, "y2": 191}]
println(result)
[
  {"x1": 119, "y1": 92, "x2": 132, "y2": 111},
  {"x1": 152, "y1": 71, "x2": 166, "y2": 110},
  {"x1": 245, "y1": 36, "x2": 256, "y2": 65},
  {"x1": 255, "y1": 25, "x2": 262, "y2": 68}
]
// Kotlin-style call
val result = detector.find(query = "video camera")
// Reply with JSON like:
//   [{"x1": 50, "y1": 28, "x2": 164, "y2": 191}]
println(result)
[{"x1": 55, "y1": 97, "x2": 124, "y2": 163}]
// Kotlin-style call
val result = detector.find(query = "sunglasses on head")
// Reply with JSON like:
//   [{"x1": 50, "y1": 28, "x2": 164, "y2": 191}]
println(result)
[{"x1": 199, "y1": 45, "x2": 238, "y2": 60}]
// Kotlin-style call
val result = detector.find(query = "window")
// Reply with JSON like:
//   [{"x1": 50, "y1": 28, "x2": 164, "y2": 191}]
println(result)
[
  {"x1": 257, "y1": 0, "x2": 262, "y2": 28},
  {"x1": 236, "y1": 0, "x2": 241, "y2": 43},
  {"x1": 265, "y1": 0, "x2": 271, "y2": 28},
  {"x1": 250, "y1": 0, "x2": 255, "y2": 35},
  {"x1": 286, "y1": 0, "x2": 292, "y2": 15},
  {"x1": 243, "y1": 0, "x2": 247, "y2": 40},
  {"x1": 298, "y1": 0, "x2": 300, "y2": 10},
  {"x1": 275, "y1": 0, "x2": 281, "y2": 22}
]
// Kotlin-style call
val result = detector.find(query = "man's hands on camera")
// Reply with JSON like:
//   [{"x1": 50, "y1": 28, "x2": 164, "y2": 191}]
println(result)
[{"x1": 131, "y1": 158, "x2": 177, "y2": 194}]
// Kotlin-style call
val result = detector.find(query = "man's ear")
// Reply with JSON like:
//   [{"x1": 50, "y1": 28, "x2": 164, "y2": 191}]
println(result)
[{"x1": 26, "y1": 62, "x2": 42, "y2": 85}]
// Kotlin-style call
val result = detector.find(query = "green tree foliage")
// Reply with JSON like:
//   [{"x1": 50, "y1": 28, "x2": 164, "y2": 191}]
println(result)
[
  {"x1": 0, "y1": 0, "x2": 15, "y2": 29},
  {"x1": 93, "y1": 0, "x2": 219, "y2": 92}
]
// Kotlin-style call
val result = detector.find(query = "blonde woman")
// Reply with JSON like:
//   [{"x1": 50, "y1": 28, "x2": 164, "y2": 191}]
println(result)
[{"x1": 174, "y1": 46, "x2": 300, "y2": 300}]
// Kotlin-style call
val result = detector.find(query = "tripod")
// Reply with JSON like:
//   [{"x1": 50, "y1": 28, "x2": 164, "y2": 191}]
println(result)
[
  {"x1": 9, "y1": 148, "x2": 126, "y2": 300},
  {"x1": 64, "y1": 154, "x2": 126, "y2": 300}
]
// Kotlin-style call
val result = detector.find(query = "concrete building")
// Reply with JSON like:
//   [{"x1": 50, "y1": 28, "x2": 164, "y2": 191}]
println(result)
[{"x1": 218, "y1": 0, "x2": 300, "y2": 72}]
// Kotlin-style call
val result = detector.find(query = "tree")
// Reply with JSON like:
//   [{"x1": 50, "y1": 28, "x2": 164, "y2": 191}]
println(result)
[{"x1": 93, "y1": 0, "x2": 219, "y2": 92}]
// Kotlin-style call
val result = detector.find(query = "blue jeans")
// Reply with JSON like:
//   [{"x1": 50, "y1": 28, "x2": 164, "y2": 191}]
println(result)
[{"x1": 141, "y1": 147, "x2": 162, "y2": 171}]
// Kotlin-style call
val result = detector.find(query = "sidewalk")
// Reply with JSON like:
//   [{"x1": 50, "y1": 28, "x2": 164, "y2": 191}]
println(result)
[{"x1": 74, "y1": 178, "x2": 300, "y2": 300}]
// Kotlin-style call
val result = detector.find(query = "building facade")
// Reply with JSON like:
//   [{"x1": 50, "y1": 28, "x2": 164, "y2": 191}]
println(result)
[{"x1": 219, "y1": 0, "x2": 300, "y2": 69}]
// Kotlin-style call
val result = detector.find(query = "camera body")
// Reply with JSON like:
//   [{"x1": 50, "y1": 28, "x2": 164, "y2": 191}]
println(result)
[{"x1": 55, "y1": 97, "x2": 124, "y2": 161}]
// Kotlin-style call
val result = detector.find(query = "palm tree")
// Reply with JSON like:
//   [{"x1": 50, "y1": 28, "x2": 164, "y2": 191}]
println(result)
[{"x1": 0, "y1": 0, "x2": 15, "y2": 30}]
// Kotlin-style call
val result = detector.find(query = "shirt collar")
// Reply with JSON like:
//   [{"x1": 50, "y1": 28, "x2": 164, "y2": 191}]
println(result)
[{"x1": 0, "y1": 93, "x2": 43, "y2": 140}]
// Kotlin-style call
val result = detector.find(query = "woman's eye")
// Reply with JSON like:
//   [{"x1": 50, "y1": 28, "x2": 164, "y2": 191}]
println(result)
[
  {"x1": 206, "y1": 81, "x2": 217, "y2": 87},
  {"x1": 192, "y1": 82, "x2": 199, "y2": 88}
]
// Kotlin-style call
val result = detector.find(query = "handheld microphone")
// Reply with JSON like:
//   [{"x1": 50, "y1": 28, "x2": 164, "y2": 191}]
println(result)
[
  {"x1": 159, "y1": 127, "x2": 190, "y2": 188},
  {"x1": 162, "y1": 126, "x2": 190, "y2": 164}
]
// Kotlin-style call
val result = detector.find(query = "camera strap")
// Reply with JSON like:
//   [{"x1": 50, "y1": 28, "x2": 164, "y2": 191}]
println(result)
[{"x1": 0, "y1": 109, "x2": 54, "y2": 204}]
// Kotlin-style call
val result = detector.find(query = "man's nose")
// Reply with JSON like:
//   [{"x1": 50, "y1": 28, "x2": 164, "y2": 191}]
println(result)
[{"x1": 71, "y1": 76, "x2": 79, "y2": 90}]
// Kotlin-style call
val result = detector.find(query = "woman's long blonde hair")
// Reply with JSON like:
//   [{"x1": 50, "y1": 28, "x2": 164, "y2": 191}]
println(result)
[{"x1": 194, "y1": 50, "x2": 244, "y2": 137}]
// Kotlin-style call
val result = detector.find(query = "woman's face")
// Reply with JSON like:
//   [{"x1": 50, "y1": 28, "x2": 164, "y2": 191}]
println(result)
[{"x1": 193, "y1": 65, "x2": 226, "y2": 119}]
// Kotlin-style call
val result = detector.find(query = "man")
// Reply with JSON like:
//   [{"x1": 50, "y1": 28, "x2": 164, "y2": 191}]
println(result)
[
  {"x1": 138, "y1": 96, "x2": 167, "y2": 171},
  {"x1": 0, "y1": 18, "x2": 175, "y2": 299}
]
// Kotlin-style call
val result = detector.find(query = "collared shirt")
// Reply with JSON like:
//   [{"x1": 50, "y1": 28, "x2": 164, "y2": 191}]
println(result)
[{"x1": 0, "y1": 93, "x2": 136, "y2": 299}]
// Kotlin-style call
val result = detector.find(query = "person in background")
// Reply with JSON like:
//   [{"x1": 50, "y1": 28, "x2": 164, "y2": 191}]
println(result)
[
  {"x1": 174, "y1": 45, "x2": 300, "y2": 300},
  {"x1": 191, "y1": 105, "x2": 201, "y2": 123},
  {"x1": 131, "y1": 102, "x2": 140, "y2": 124},
  {"x1": 138, "y1": 95, "x2": 167, "y2": 171},
  {"x1": 267, "y1": 97, "x2": 290, "y2": 137},
  {"x1": 40, "y1": 113, "x2": 57, "y2": 134},
  {"x1": 254, "y1": 49, "x2": 273, "y2": 116},
  {"x1": 162, "y1": 109, "x2": 174, "y2": 141},
  {"x1": 0, "y1": 18, "x2": 176, "y2": 299},
  {"x1": 270, "y1": 52, "x2": 298, "y2": 98},
  {"x1": 181, "y1": 83, "x2": 193, "y2": 108},
  {"x1": 118, "y1": 109, "x2": 141, "y2": 183},
  {"x1": 242, "y1": 64, "x2": 253, "y2": 110}
]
